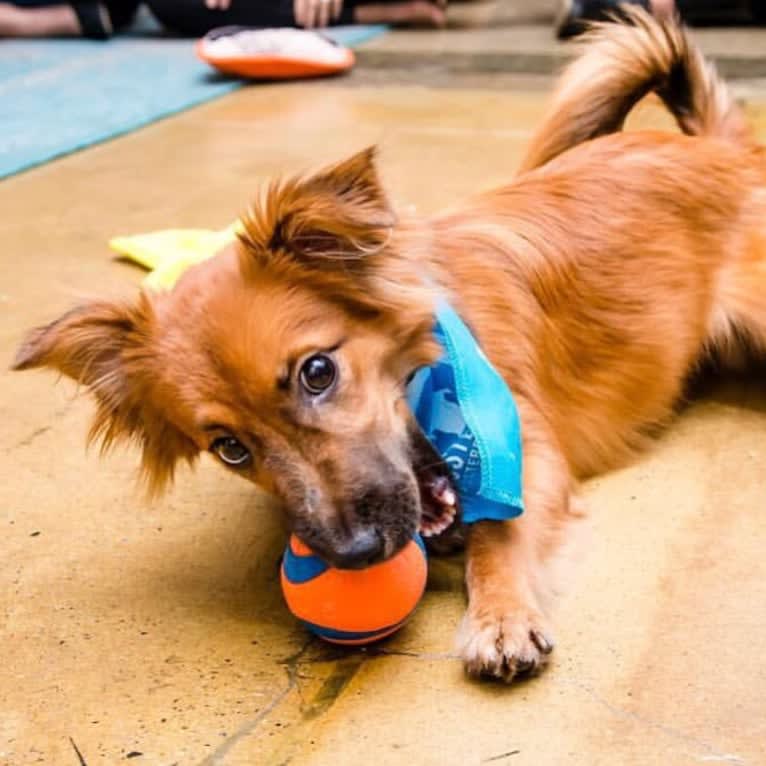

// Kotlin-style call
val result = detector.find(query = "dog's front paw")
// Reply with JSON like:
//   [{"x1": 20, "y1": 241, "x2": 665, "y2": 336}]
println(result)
[{"x1": 456, "y1": 605, "x2": 554, "y2": 682}]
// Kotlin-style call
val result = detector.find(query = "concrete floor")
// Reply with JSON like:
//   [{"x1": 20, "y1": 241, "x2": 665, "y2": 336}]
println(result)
[{"x1": 2, "y1": 81, "x2": 766, "y2": 766}]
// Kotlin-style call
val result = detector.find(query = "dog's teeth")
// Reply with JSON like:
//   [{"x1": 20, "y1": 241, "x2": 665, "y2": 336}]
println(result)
[
  {"x1": 420, "y1": 504, "x2": 457, "y2": 537},
  {"x1": 439, "y1": 487, "x2": 457, "y2": 507},
  {"x1": 430, "y1": 477, "x2": 457, "y2": 507},
  {"x1": 420, "y1": 476, "x2": 459, "y2": 537}
]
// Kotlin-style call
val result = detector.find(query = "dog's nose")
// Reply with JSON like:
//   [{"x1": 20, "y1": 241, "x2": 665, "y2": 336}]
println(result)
[{"x1": 333, "y1": 528, "x2": 384, "y2": 570}]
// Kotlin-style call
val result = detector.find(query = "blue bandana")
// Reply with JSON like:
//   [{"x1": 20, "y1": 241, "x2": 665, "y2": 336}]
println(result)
[{"x1": 406, "y1": 300, "x2": 524, "y2": 524}]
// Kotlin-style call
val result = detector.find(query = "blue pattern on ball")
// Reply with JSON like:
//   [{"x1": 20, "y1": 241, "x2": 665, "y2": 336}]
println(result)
[
  {"x1": 299, "y1": 615, "x2": 410, "y2": 642},
  {"x1": 282, "y1": 542, "x2": 329, "y2": 585},
  {"x1": 283, "y1": 533, "x2": 426, "y2": 585}
]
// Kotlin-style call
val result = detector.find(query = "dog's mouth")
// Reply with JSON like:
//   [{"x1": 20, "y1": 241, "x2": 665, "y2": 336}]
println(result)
[{"x1": 410, "y1": 425, "x2": 460, "y2": 538}]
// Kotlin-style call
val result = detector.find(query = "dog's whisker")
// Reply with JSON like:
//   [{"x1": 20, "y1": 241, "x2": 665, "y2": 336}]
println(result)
[{"x1": 413, "y1": 460, "x2": 452, "y2": 475}]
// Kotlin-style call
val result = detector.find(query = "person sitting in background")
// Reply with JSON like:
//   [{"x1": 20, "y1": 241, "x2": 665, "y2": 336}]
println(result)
[
  {"x1": 0, "y1": 0, "x2": 447, "y2": 38},
  {"x1": 557, "y1": 0, "x2": 766, "y2": 37}
]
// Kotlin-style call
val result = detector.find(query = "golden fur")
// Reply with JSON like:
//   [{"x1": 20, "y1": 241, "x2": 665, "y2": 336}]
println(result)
[{"x1": 14, "y1": 10, "x2": 766, "y2": 681}]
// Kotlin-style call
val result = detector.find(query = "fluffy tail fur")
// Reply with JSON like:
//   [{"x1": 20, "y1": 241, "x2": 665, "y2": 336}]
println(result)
[{"x1": 518, "y1": 7, "x2": 752, "y2": 174}]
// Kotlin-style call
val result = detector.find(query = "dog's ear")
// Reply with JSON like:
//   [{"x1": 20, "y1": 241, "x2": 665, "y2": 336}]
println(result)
[
  {"x1": 241, "y1": 146, "x2": 396, "y2": 266},
  {"x1": 12, "y1": 296, "x2": 198, "y2": 495},
  {"x1": 241, "y1": 146, "x2": 438, "y2": 354}
]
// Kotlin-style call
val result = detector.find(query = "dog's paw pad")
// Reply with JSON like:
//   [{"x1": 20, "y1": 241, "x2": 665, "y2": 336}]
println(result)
[{"x1": 455, "y1": 607, "x2": 554, "y2": 683}]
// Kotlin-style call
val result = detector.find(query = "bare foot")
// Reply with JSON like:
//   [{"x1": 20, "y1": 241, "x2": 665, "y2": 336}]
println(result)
[
  {"x1": 354, "y1": 0, "x2": 447, "y2": 28},
  {"x1": 0, "y1": 3, "x2": 25, "y2": 35},
  {"x1": 0, "y1": 2, "x2": 80, "y2": 37}
]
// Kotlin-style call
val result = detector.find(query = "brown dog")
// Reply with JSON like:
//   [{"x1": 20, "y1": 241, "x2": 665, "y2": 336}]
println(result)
[{"x1": 14, "y1": 11, "x2": 766, "y2": 682}]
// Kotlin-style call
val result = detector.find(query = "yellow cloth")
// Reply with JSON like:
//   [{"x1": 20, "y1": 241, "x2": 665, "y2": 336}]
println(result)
[{"x1": 109, "y1": 222, "x2": 241, "y2": 291}]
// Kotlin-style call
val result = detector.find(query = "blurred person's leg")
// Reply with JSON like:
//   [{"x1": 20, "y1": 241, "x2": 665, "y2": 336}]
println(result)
[
  {"x1": 0, "y1": 2, "x2": 81, "y2": 35},
  {"x1": 353, "y1": 0, "x2": 445, "y2": 26},
  {"x1": 0, "y1": 0, "x2": 137, "y2": 37}
]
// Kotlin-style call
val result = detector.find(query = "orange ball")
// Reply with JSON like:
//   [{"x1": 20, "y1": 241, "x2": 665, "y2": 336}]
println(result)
[{"x1": 280, "y1": 534, "x2": 428, "y2": 645}]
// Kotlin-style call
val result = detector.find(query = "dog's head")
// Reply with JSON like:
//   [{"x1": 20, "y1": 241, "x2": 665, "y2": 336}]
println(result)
[{"x1": 14, "y1": 148, "x2": 459, "y2": 567}]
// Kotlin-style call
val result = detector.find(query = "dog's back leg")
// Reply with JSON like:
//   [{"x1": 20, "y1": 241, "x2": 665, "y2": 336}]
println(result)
[{"x1": 707, "y1": 193, "x2": 766, "y2": 366}]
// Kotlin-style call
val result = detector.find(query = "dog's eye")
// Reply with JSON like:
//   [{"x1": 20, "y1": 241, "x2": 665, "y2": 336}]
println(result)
[
  {"x1": 299, "y1": 354, "x2": 336, "y2": 395},
  {"x1": 211, "y1": 436, "x2": 251, "y2": 467}
]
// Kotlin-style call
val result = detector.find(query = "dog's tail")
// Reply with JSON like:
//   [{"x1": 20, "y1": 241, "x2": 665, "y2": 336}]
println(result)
[{"x1": 518, "y1": 7, "x2": 753, "y2": 174}]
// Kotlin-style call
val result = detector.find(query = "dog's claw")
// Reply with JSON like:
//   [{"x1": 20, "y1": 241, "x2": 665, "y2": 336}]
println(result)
[
  {"x1": 513, "y1": 657, "x2": 537, "y2": 676},
  {"x1": 531, "y1": 629, "x2": 555, "y2": 655}
]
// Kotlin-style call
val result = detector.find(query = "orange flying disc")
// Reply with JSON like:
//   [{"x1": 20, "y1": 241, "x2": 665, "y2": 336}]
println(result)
[{"x1": 197, "y1": 27, "x2": 355, "y2": 80}]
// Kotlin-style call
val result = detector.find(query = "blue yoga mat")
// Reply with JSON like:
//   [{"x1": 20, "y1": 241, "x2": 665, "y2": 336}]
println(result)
[{"x1": 0, "y1": 21, "x2": 387, "y2": 180}]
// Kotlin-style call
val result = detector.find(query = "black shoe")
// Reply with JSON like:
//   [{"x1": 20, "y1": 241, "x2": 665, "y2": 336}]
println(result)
[{"x1": 555, "y1": 0, "x2": 649, "y2": 39}]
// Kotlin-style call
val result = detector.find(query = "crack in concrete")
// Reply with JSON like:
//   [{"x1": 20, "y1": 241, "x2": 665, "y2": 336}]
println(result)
[
  {"x1": 11, "y1": 425, "x2": 51, "y2": 450},
  {"x1": 8, "y1": 403, "x2": 74, "y2": 452},
  {"x1": 192, "y1": 643, "x2": 459, "y2": 765},
  {"x1": 298, "y1": 647, "x2": 461, "y2": 664},
  {"x1": 562, "y1": 677, "x2": 747, "y2": 765},
  {"x1": 193, "y1": 645, "x2": 746, "y2": 766},
  {"x1": 195, "y1": 639, "x2": 313, "y2": 766},
  {"x1": 300, "y1": 656, "x2": 364, "y2": 721},
  {"x1": 364, "y1": 648, "x2": 460, "y2": 661},
  {"x1": 192, "y1": 652, "x2": 747, "y2": 766}
]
